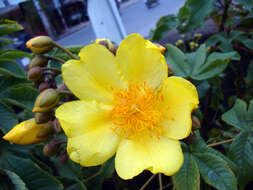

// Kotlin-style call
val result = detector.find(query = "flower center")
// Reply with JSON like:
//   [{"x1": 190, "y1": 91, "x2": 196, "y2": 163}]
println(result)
[{"x1": 111, "y1": 83, "x2": 164, "y2": 139}]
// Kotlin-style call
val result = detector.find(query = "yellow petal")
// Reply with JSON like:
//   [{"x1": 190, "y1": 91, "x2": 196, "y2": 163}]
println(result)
[
  {"x1": 2, "y1": 119, "x2": 47, "y2": 145},
  {"x1": 159, "y1": 76, "x2": 199, "y2": 140},
  {"x1": 67, "y1": 123, "x2": 120, "y2": 166},
  {"x1": 116, "y1": 33, "x2": 168, "y2": 88},
  {"x1": 55, "y1": 100, "x2": 113, "y2": 138},
  {"x1": 62, "y1": 44, "x2": 127, "y2": 103},
  {"x1": 115, "y1": 137, "x2": 183, "y2": 179}
]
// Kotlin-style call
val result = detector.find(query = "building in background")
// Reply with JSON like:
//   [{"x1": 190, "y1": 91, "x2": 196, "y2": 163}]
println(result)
[{"x1": 0, "y1": 0, "x2": 89, "y2": 40}]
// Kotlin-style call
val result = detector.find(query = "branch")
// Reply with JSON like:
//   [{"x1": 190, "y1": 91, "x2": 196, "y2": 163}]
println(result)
[{"x1": 208, "y1": 138, "x2": 234, "y2": 147}]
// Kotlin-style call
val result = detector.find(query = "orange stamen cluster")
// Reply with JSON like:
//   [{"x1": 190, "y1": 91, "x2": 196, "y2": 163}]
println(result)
[{"x1": 111, "y1": 83, "x2": 164, "y2": 139}]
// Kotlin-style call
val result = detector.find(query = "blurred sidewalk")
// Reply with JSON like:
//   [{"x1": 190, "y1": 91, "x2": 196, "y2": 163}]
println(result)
[{"x1": 57, "y1": 0, "x2": 185, "y2": 46}]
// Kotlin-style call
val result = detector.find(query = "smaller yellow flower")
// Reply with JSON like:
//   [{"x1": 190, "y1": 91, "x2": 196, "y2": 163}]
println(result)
[{"x1": 3, "y1": 118, "x2": 48, "y2": 145}]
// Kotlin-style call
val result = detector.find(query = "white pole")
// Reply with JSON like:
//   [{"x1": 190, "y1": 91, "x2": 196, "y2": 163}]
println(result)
[{"x1": 87, "y1": 0, "x2": 127, "y2": 44}]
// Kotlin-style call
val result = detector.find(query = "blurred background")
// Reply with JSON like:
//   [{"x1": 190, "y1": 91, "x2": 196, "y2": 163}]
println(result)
[{"x1": 0, "y1": 0, "x2": 184, "y2": 48}]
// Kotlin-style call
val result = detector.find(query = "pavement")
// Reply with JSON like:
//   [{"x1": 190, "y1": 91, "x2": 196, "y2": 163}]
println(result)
[{"x1": 57, "y1": 0, "x2": 185, "y2": 46}]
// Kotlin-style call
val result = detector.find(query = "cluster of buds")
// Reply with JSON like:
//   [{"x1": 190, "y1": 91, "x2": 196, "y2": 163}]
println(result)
[
  {"x1": 3, "y1": 36, "x2": 75, "y2": 159},
  {"x1": 189, "y1": 41, "x2": 199, "y2": 51},
  {"x1": 175, "y1": 39, "x2": 184, "y2": 47}
]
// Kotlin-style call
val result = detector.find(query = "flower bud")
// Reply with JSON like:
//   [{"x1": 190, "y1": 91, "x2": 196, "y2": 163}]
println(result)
[
  {"x1": 181, "y1": 34, "x2": 186, "y2": 38},
  {"x1": 95, "y1": 38, "x2": 117, "y2": 54},
  {"x1": 53, "y1": 118, "x2": 62, "y2": 134},
  {"x1": 43, "y1": 139, "x2": 63, "y2": 157},
  {"x1": 27, "y1": 66, "x2": 43, "y2": 82},
  {"x1": 153, "y1": 43, "x2": 166, "y2": 54},
  {"x1": 37, "y1": 121, "x2": 54, "y2": 138},
  {"x1": 191, "y1": 115, "x2": 201, "y2": 130},
  {"x1": 39, "y1": 82, "x2": 50, "y2": 92},
  {"x1": 175, "y1": 40, "x2": 184, "y2": 46},
  {"x1": 29, "y1": 55, "x2": 48, "y2": 70},
  {"x1": 194, "y1": 33, "x2": 202, "y2": 39},
  {"x1": 35, "y1": 111, "x2": 53, "y2": 124},
  {"x1": 189, "y1": 41, "x2": 195, "y2": 50},
  {"x1": 2, "y1": 119, "x2": 47, "y2": 145},
  {"x1": 26, "y1": 36, "x2": 54, "y2": 54},
  {"x1": 33, "y1": 88, "x2": 59, "y2": 112}
]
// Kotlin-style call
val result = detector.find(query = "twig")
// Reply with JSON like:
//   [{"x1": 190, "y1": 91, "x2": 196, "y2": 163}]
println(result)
[
  {"x1": 83, "y1": 164, "x2": 104, "y2": 182},
  {"x1": 219, "y1": 0, "x2": 232, "y2": 32},
  {"x1": 208, "y1": 138, "x2": 234, "y2": 147},
  {"x1": 139, "y1": 174, "x2": 157, "y2": 190},
  {"x1": 158, "y1": 173, "x2": 163, "y2": 190},
  {"x1": 156, "y1": 183, "x2": 173, "y2": 190},
  {"x1": 44, "y1": 55, "x2": 65, "y2": 64},
  {"x1": 53, "y1": 42, "x2": 79, "y2": 60}
]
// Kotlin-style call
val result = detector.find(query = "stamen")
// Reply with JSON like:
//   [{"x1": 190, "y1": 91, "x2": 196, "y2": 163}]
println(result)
[{"x1": 111, "y1": 83, "x2": 164, "y2": 139}]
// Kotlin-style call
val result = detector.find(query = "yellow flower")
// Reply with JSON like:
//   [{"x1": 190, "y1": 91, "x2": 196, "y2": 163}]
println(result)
[
  {"x1": 55, "y1": 34, "x2": 199, "y2": 179},
  {"x1": 3, "y1": 118, "x2": 48, "y2": 145}
]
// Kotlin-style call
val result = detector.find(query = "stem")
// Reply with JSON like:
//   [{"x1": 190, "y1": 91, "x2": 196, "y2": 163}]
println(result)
[
  {"x1": 208, "y1": 138, "x2": 234, "y2": 147},
  {"x1": 139, "y1": 174, "x2": 157, "y2": 190},
  {"x1": 219, "y1": 0, "x2": 232, "y2": 32},
  {"x1": 158, "y1": 173, "x2": 163, "y2": 190},
  {"x1": 83, "y1": 164, "x2": 104, "y2": 182},
  {"x1": 44, "y1": 55, "x2": 65, "y2": 64},
  {"x1": 42, "y1": 67, "x2": 61, "y2": 74},
  {"x1": 156, "y1": 183, "x2": 172, "y2": 190},
  {"x1": 57, "y1": 90, "x2": 73, "y2": 96},
  {"x1": 53, "y1": 42, "x2": 79, "y2": 60}
]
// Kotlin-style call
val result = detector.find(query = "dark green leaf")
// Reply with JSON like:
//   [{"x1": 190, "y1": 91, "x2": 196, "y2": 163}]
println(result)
[
  {"x1": 0, "y1": 169, "x2": 28, "y2": 190},
  {"x1": 152, "y1": 15, "x2": 179, "y2": 41},
  {"x1": 222, "y1": 99, "x2": 253, "y2": 131},
  {"x1": 0, "y1": 154, "x2": 63, "y2": 190},
  {"x1": 228, "y1": 131, "x2": 253, "y2": 189},
  {"x1": 0, "y1": 50, "x2": 32, "y2": 59},
  {"x1": 0, "y1": 102, "x2": 18, "y2": 133},
  {"x1": 165, "y1": 44, "x2": 239, "y2": 80},
  {"x1": 0, "y1": 38, "x2": 14, "y2": 48},
  {"x1": 0, "y1": 19, "x2": 23, "y2": 36},
  {"x1": 172, "y1": 153, "x2": 200, "y2": 190},
  {"x1": 0, "y1": 85, "x2": 39, "y2": 111},
  {"x1": 193, "y1": 153, "x2": 237, "y2": 190},
  {"x1": 0, "y1": 59, "x2": 26, "y2": 78},
  {"x1": 178, "y1": 0, "x2": 214, "y2": 32},
  {"x1": 190, "y1": 133, "x2": 238, "y2": 172}
]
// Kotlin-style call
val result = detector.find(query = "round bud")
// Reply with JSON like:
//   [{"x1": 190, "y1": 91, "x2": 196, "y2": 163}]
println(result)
[
  {"x1": 29, "y1": 55, "x2": 48, "y2": 70},
  {"x1": 35, "y1": 111, "x2": 53, "y2": 124},
  {"x1": 27, "y1": 66, "x2": 43, "y2": 82},
  {"x1": 33, "y1": 88, "x2": 59, "y2": 112}
]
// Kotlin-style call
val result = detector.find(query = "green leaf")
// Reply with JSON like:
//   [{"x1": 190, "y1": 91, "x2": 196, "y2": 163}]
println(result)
[
  {"x1": 0, "y1": 19, "x2": 23, "y2": 36},
  {"x1": 190, "y1": 133, "x2": 238, "y2": 172},
  {"x1": 152, "y1": 15, "x2": 179, "y2": 41},
  {"x1": 1, "y1": 169, "x2": 28, "y2": 190},
  {"x1": 0, "y1": 154, "x2": 63, "y2": 190},
  {"x1": 228, "y1": 131, "x2": 253, "y2": 189},
  {"x1": 0, "y1": 59, "x2": 26, "y2": 78},
  {"x1": 172, "y1": 153, "x2": 200, "y2": 190},
  {"x1": 0, "y1": 102, "x2": 18, "y2": 133},
  {"x1": 165, "y1": 44, "x2": 189, "y2": 77},
  {"x1": 193, "y1": 153, "x2": 237, "y2": 190},
  {"x1": 222, "y1": 99, "x2": 253, "y2": 131},
  {"x1": 0, "y1": 38, "x2": 14, "y2": 48},
  {"x1": 177, "y1": 0, "x2": 214, "y2": 32},
  {"x1": 0, "y1": 85, "x2": 39, "y2": 111},
  {"x1": 165, "y1": 44, "x2": 239, "y2": 80},
  {"x1": 0, "y1": 50, "x2": 32, "y2": 59}
]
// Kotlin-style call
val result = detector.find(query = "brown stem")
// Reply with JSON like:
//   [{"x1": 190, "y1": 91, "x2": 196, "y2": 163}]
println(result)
[
  {"x1": 139, "y1": 174, "x2": 157, "y2": 190},
  {"x1": 158, "y1": 173, "x2": 163, "y2": 190},
  {"x1": 208, "y1": 138, "x2": 234, "y2": 147},
  {"x1": 53, "y1": 42, "x2": 79, "y2": 60},
  {"x1": 44, "y1": 55, "x2": 65, "y2": 64},
  {"x1": 219, "y1": 0, "x2": 232, "y2": 32},
  {"x1": 83, "y1": 164, "x2": 104, "y2": 182}
]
